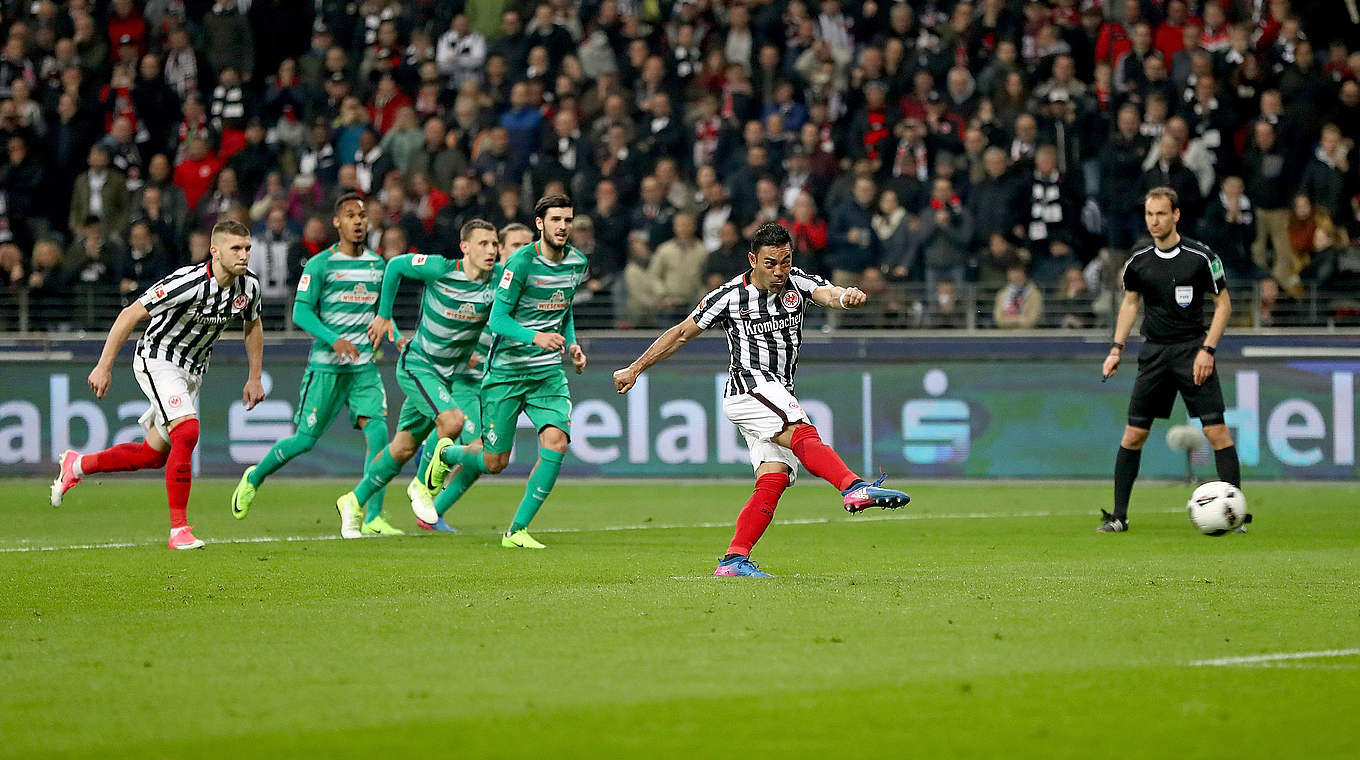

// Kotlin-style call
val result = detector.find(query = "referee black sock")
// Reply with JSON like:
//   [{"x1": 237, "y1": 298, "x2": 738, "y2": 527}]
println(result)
[
  {"x1": 1114, "y1": 446, "x2": 1142, "y2": 520},
  {"x1": 1214, "y1": 445, "x2": 1241, "y2": 487}
]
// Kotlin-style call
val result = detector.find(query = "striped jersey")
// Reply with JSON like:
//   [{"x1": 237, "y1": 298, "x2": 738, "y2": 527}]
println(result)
[
  {"x1": 690, "y1": 267, "x2": 830, "y2": 397},
  {"x1": 487, "y1": 241, "x2": 587, "y2": 373},
  {"x1": 294, "y1": 244, "x2": 385, "y2": 372},
  {"x1": 136, "y1": 262, "x2": 263, "y2": 374},
  {"x1": 387, "y1": 253, "x2": 496, "y2": 380}
]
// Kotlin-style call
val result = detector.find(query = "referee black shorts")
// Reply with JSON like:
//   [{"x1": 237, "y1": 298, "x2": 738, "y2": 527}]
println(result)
[{"x1": 1127, "y1": 337, "x2": 1227, "y2": 429}]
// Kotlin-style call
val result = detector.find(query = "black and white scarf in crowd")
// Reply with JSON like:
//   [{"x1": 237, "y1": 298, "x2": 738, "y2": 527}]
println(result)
[{"x1": 1027, "y1": 170, "x2": 1064, "y2": 241}]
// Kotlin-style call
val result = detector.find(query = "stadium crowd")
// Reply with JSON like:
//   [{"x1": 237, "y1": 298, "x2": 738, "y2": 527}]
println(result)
[{"x1": 0, "y1": 0, "x2": 1358, "y2": 333}]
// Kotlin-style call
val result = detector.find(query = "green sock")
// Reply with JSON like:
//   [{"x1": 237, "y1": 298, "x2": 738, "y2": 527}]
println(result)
[
  {"x1": 447, "y1": 444, "x2": 492, "y2": 474},
  {"x1": 414, "y1": 433, "x2": 437, "y2": 483},
  {"x1": 248, "y1": 434, "x2": 319, "y2": 486},
  {"x1": 361, "y1": 420, "x2": 390, "y2": 522},
  {"x1": 510, "y1": 448, "x2": 564, "y2": 532},
  {"x1": 434, "y1": 466, "x2": 481, "y2": 517},
  {"x1": 354, "y1": 446, "x2": 402, "y2": 507}
]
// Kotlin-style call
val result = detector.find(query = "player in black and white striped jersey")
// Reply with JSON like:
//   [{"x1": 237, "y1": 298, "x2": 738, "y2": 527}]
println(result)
[
  {"x1": 613, "y1": 222, "x2": 910, "y2": 578},
  {"x1": 50, "y1": 219, "x2": 266, "y2": 550}
]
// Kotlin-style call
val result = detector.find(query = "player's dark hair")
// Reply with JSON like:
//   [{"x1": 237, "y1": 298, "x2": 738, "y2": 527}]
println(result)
[
  {"x1": 499, "y1": 222, "x2": 531, "y2": 240},
  {"x1": 460, "y1": 218, "x2": 496, "y2": 241},
  {"x1": 749, "y1": 222, "x2": 792, "y2": 253},
  {"x1": 333, "y1": 191, "x2": 366, "y2": 215},
  {"x1": 1143, "y1": 186, "x2": 1180, "y2": 212},
  {"x1": 211, "y1": 218, "x2": 251, "y2": 240},
  {"x1": 534, "y1": 193, "x2": 573, "y2": 221}
]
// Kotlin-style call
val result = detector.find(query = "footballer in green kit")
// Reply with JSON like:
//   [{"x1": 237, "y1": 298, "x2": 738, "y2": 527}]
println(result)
[
  {"x1": 423, "y1": 195, "x2": 587, "y2": 549},
  {"x1": 334, "y1": 219, "x2": 500, "y2": 538},
  {"x1": 230, "y1": 192, "x2": 398, "y2": 531}
]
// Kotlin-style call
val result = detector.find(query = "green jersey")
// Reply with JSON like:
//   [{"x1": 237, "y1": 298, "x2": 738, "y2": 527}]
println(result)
[
  {"x1": 378, "y1": 253, "x2": 496, "y2": 380},
  {"x1": 487, "y1": 241, "x2": 587, "y2": 374},
  {"x1": 293, "y1": 244, "x2": 385, "y2": 373}
]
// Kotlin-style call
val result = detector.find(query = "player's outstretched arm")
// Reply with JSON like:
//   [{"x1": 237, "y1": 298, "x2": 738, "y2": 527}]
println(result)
[
  {"x1": 369, "y1": 253, "x2": 448, "y2": 348},
  {"x1": 242, "y1": 316, "x2": 266, "y2": 410},
  {"x1": 811, "y1": 285, "x2": 867, "y2": 309},
  {"x1": 614, "y1": 317, "x2": 705, "y2": 394},
  {"x1": 1103, "y1": 290, "x2": 1142, "y2": 379},
  {"x1": 89, "y1": 301, "x2": 150, "y2": 398}
]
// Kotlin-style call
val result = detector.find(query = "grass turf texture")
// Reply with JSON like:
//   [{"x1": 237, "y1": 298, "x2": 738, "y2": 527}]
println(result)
[{"x1": 2, "y1": 478, "x2": 1357, "y2": 759}]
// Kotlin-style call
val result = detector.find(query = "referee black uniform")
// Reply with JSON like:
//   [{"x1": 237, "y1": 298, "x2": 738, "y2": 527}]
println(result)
[
  {"x1": 1102, "y1": 233, "x2": 1242, "y2": 532},
  {"x1": 1121, "y1": 237, "x2": 1228, "y2": 429}
]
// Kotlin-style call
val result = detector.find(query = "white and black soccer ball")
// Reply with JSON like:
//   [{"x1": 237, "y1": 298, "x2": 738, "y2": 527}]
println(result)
[{"x1": 1187, "y1": 481, "x2": 1248, "y2": 535}]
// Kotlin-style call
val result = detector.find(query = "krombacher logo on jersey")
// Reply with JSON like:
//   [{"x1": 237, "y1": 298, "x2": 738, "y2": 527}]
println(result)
[
  {"x1": 538, "y1": 289, "x2": 568, "y2": 311},
  {"x1": 445, "y1": 302, "x2": 482, "y2": 322},
  {"x1": 339, "y1": 282, "x2": 378, "y2": 304}
]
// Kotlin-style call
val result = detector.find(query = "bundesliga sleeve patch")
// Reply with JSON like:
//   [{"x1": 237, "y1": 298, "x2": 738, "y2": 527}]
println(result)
[
  {"x1": 153, "y1": 285, "x2": 167, "y2": 301},
  {"x1": 499, "y1": 268, "x2": 515, "y2": 289},
  {"x1": 297, "y1": 274, "x2": 310, "y2": 292},
  {"x1": 413, "y1": 254, "x2": 427, "y2": 266},
  {"x1": 1209, "y1": 256, "x2": 1225, "y2": 280}
]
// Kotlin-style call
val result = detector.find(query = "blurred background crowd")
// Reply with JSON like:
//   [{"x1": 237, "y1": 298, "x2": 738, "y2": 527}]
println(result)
[{"x1": 0, "y1": 0, "x2": 1358, "y2": 333}]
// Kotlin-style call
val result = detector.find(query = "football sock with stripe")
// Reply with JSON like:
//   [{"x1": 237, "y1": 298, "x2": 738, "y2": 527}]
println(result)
[
  {"x1": 361, "y1": 419, "x2": 390, "y2": 522},
  {"x1": 81, "y1": 441, "x2": 169, "y2": 473},
  {"x1": 414, "y1": 436, "x2": 435, "y2": 484},
  {"x1": 248, "y1": 433, "x2": 319, "y2": 487},
  {"x1": 509, "y1": 448, "x2": 564, "y2": 532},
  {"x1": 1214, "y1": 445, "x2": 1241, "y2": 487},
  {"x1": 727, "y1": 472, "x2": 789, "y2": 557},
  {"x1": 166, "y1": 419, "x2": 199, "y2": 530},
  {"x1": 434, "y1": 466, "x2": 480, "y2": 517},
  {"x1": 354, "y1": 446, "x2": 402, "y2": 506},
  {"x1": 789, "y1": 425, "x2": 860, "y2": 492},
  {"x1": 1114, "y1": 446, "x2": 1142, "y2": 520}
]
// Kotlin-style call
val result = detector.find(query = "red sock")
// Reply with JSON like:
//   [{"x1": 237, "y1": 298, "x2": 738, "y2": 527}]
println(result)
[
  {"x1": 727, "y1": 472, "x2": 789, "y2": 556},
  {"x1": 789, "y1": 425, "x2": 859, "y2": 491},
  {"x1": 81, "y1": 441, "x2": 169, "y2": 474},
  {"x1": 166, "y1": 420, "x2": 199, "y2": 529}
]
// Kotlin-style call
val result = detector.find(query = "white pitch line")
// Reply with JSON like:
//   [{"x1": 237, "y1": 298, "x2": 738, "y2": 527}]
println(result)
[
  {"x1": 1, "y1": 508, "x2": 1183, "y2": 554},
  {"x1": 1189, "y1": 649, "x2": 1360, "y2": 667}
]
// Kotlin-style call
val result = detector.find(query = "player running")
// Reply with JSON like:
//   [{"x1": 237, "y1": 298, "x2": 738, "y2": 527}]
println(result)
[
  {"x1": 612, "y1": 222, "x2": 910, "y2": 578},
  {"x1": 230, "y1": 193, "x2": 398, "y2": 531},
  {"x1": 51, "y1": 219, "x2": 265, "y2": 549},
  {"x1": 422, "y1": 194, "x2": 587, "y2": 549},
  {"x1": 338, "y1": 219, "x2": 500, "y2": 537}
]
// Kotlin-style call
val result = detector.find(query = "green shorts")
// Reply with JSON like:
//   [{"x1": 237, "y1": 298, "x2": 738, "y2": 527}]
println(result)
[
  {"x1": 294, "y1": 365, "x2": 388, "y2": 437},
  {"x1": 480, "y1": 368, "x2": 571, "y2": 454},
  {"x1": 396, "y1": 362, "x2": 482, "y2": 444}
]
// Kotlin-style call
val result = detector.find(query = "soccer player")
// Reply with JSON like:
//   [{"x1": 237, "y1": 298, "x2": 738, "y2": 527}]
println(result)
[
  {"x1": 1100, "y1": 186, "x2": 1242, "y2": 533},
  {"x1": 341, "y1": 219, "x2": 500, "y2": 537},
  {"x1": 498, "y1": 223, "x2": 534, "y2": 261},
  {"x1": 612, "y1": 222, "x2": 910, "y2": 578},
  {"x1": 230, "y1": 192, "x2": 399, "y2": 532},
  {"x1": 50, "y1": 219, "x2": 265, "y2": 550},
  {"x1": 422, "y1": 195, "x2": 587, "y2": 549}
]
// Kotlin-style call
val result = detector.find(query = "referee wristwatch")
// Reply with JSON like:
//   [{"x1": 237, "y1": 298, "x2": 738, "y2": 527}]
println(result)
[
  {"x1": 1199, "y1": 345, "x2": 1216, "y2": 355},
  {"x1": 1110, "y1": 341, "x2": 1124, "y2": 352}
]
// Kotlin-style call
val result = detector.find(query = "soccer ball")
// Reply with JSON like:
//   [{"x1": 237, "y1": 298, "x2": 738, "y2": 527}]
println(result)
[{"x1": 1186, "y1": 481, "x2": 1248, "y2": 535}]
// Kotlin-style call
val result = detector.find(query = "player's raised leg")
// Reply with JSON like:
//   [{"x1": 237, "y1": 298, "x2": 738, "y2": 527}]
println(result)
[
  {"x1": 51, "y1": 437, "x2": 170, "y2": 507},
  {"x1": 774, "y1": 420, "x2": 909, "y2": 513}
]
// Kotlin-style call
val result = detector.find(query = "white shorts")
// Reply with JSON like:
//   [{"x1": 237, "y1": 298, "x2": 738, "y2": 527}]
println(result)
[
  {"x1": 133, "y1": 355, "x2": 202, "y2": 441},
  {"x1": 721, "y1": 381, "x2": 810, "y2": 481}
]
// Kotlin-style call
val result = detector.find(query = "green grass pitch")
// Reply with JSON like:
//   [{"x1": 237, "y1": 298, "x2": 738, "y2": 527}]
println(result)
[{"x1": 2, "y1": 477, "x2": 1357, "y2": 759}]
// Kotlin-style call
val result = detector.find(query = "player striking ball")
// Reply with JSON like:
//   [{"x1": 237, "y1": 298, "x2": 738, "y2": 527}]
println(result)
[
  {"x1": 51, "y1": 219, "x2": 265, "y2": 549},
  {"x1": 1100, "y1": 186, "x2": 1242, "y2": 533},
  {"x1": 613, "y1": 222, "x2": 910, "y2": 577},
  {"x1": 231, "y1": 192, "x2": 397, "y2": 532}
]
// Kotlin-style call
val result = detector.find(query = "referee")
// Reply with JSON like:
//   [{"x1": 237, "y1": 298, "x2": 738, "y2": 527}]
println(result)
[{"x1": 1099, "y1": 187, "x2": 1241, "y2": 532}]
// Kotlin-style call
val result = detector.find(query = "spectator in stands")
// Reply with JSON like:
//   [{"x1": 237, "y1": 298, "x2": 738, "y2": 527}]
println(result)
[
  {"x1": 0, "y1": 241, "x2": 22, "y2": 329},
  {"x1": 828, "y1": 175, "x2": 880, "y2": 285},
  {"x1": 915, "y1": 177, "x2": 974, "y2": 295},
  {"x1": 203, "y1": 0, "x2": 254, "y2": 82},
  {"x1": 115, "y1": 221, "x2": 169, "y2": 306},
  {"x1": 64, "y1": 215, "x2": 122, "y2": 324},
  {"x1": 252, "y1": 207, "x2": 297, "y2": 303},
  {"x1": 874, "y1": 189, "x2": 911, "y2": 280},
  {"x1": 1198, "y1": 176, "x2": 1260, "y2": 283},
  {"x1": 630, "y1": 176, "x2": 678, "y2": 251},
  {"x1": 1299, "y1": 124, "x2": 1350, "y2": 223},
  {"x1": 69, "y1": 144, "x2": 130, "y2": 236},
  {"x1": 993, "y1": 261, "x2": 1043, "y2": 329},
  {"x1": 1287, "y1": 194, "x2": 1327, "y2": 290},
  {"x1": 195, "y1": 166, "x2": 243, "y2": 231},
  {"x1": 1025, "y1": 145, "x2": 1080, "y2": 285},
  {"x1": 26, "y1": 238, "x2": 71, "y2": 328},
  {"x1": 1, "y1": 135, "x2": 45, "y2": 248},
  {"x1": 1049, "y1": 267, "x2": 1096, "y2": 329},
  {"x1": 969, "y1": 146, "x2": 1020, "y2": 250},
  {"x1": 1139, "y1": 132, "x2": 1201, "y2": 231},
  {"x1": 703, "y1": 221, "x2": 749, "y2": 290},
  {"x1": 174, "y1": 137, "x2": 222, "y2": 212},
  {"x1": 977, "y1": 233, "x2": 1027, "y2": 290},
  {"x1": 647, "y1": 212, "x2": 709, "y2": 320},
  {"x1": 1100, "y1": 105, "x2": 1151, "y2": 253}
]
